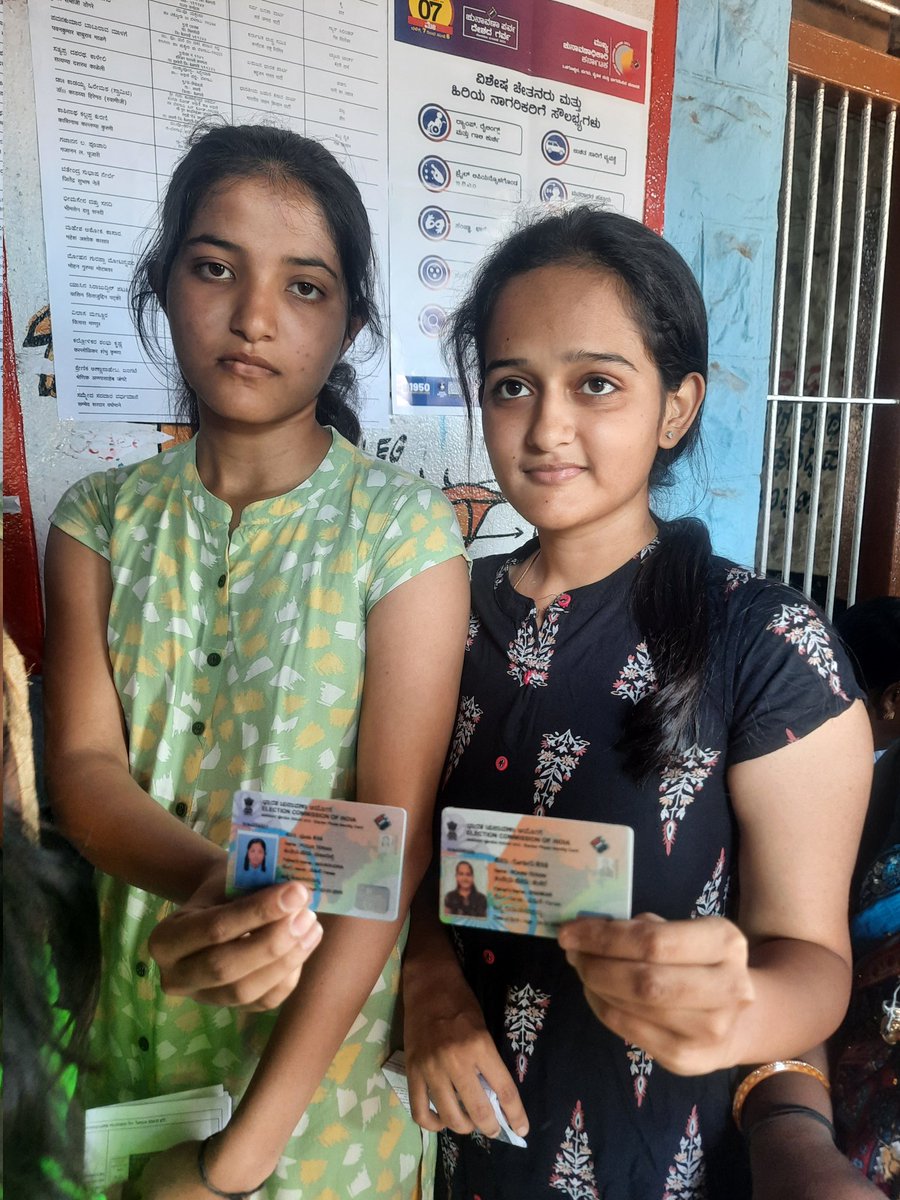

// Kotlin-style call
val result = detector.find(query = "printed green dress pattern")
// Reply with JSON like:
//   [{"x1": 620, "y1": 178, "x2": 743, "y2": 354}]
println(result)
[{"x1": 51, "y1": 429, "x2": 466, "y2": 1200}]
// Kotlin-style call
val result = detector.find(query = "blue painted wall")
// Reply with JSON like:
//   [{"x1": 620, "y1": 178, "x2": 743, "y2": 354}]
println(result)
[{"x1": 662, "y1": 0, "x2": 792, "y2": 564}]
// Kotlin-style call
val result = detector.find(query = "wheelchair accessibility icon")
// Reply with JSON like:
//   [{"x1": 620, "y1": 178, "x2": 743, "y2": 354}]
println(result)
[{"x1": 419, "y1": 104, "x2": 451, "y2": 141}]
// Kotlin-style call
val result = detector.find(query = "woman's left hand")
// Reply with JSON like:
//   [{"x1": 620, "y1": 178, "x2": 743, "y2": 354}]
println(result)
[
  {"x1": 123, "y1": 1140, "x2": 265, "y2": 1200},
  {"x1": 558, "y1": 912, "x2": 754, "y2": 1075}
]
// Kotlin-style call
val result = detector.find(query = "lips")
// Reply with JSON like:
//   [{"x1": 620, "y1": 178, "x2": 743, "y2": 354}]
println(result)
[
  {"x1": 523, "y1": 463, "x2": 586, "y2": 484},
  {"x1": 218, "y1": 352, "x2": 278, "y2": 377}
]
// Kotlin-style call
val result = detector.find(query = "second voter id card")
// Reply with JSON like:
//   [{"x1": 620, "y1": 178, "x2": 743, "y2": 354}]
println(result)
[
  {"x1": 440, "y1": 807, "x2": 633, "y2": 938},
  {"x1": 228, "y1": 790, "x2": 406, "y2": 921}
]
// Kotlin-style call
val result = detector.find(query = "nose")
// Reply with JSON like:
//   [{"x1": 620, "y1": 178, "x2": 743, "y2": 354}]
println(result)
[
  {"x1": 525, "y1": 385, "x2": 575, "y2": 451},
  {"x1": 230, "y1": 279, "x2": 276, "y2": 344}
]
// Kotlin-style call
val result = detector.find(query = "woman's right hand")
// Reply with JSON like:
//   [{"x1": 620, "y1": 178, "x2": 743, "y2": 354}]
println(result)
[
  {"x1": 405, "y1": 974, "x2": 529, "y2": 1140},
  {"x1": 149, "y1": 863, "x2": 322, "y2": 1011}
]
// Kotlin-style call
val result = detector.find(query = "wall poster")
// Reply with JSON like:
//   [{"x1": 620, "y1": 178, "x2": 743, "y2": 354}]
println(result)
[{"x1": 29, "y1": 0, "x2": 654, "y2": 425}]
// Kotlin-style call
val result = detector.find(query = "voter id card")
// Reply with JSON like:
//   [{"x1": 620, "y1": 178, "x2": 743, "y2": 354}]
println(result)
[
  {"x1": 440, "y1": 807, "x2": 633, "y2": 938},
  {"x1": 228, "y1": 790, "x2": 406, "y2": 921}
]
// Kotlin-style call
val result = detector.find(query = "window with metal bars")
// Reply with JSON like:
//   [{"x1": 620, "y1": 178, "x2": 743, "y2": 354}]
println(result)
[{"x1": 758, "y1": 19, "x2": 899, "y2": 616}]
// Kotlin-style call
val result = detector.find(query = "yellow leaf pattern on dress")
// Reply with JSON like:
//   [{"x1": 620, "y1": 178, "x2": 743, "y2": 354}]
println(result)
[{"x1": 50, "y1": 431, "x2": 463, "y2": 1197}]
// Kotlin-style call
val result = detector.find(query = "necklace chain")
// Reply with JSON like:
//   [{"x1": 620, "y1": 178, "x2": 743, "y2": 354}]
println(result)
[
  {"x1": 513, "y1": 550, "x2": 562, "y2": 606},
  {"x1": 513, "y1": 549, "x2": 540, "y2": 591}
]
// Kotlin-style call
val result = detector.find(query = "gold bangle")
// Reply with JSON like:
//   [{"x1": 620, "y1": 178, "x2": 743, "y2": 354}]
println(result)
[{"x1": 732, "y1": 1060, "x2": 830, "y2": 1130}]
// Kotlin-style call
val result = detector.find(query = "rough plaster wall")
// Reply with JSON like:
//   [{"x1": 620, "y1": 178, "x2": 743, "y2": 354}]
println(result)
[
  {"x1": 662, "y1": 0, "x2": 792, "y2": 561},
  {"x1": 6, "y1": 0, "x2": 789, "y2": 575}
]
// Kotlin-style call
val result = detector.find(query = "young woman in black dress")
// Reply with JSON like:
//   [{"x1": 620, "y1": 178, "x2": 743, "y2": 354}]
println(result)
[{"x1": 402, "y1": 207, "x2": 874, "y2": 1199}]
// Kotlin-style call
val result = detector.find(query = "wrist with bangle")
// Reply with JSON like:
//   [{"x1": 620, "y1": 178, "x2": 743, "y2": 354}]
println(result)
[
  {"x1": 733, "y1": 1059, "x2": 836, "y2": 1143},
  {"x1": 197, "y1": 1134, "x2": 268, "y2": 1200}
]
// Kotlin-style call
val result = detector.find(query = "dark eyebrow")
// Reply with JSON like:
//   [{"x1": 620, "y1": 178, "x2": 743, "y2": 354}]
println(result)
[
  {"x1": 563, "y1": 350, "x2": 637, "y2": 370},
  {"x1": 484, "y1": 357, "x2": 527, "y2": 373},
  {"x1": 182, "y1": 235, "x2": 339, "y2": 280},
  {"x1": 484, "y1": 351, "x2": 637, "y2": 373}
]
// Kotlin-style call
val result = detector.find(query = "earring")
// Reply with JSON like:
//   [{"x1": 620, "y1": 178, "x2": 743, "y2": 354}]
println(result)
[{"x1": 665, "y1": 431, "x2": 676, "y2": 441}]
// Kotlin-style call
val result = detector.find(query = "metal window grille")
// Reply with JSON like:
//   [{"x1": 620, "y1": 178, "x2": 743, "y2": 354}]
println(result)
[{"x1": 758, "y1": 74, "x2": 898, "y2": 617}]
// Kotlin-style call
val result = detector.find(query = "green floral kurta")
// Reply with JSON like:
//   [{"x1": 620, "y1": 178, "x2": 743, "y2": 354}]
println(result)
[{"x1": 52, "y1": 429, "x2": 465, "y2": 1199}]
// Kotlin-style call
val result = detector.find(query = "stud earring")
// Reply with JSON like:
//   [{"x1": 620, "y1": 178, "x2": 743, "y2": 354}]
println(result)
[{"x1": 665, "y1": 431, "x2": 676, "y2": 441}]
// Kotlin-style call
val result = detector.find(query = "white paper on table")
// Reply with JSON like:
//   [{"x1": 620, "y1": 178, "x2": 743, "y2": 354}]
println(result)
[{"x1": 84, "y1": 1085, "x2": 232, "y2": 1190}]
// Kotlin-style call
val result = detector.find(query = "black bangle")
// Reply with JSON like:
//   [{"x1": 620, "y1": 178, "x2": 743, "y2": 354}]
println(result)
[
  {"x1": 743, "y1": 1103, "x2": 836, "y2": 1144},
  {"x1": 197, "y1": 1135, "x2": 268, "y2": 1200}
]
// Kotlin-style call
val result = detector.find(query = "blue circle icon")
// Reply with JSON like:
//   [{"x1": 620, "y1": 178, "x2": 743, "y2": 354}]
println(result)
[
  {"x1": 419, "y1": 206, "x2": 450, "y2": 240},
  {"x1": 541, "y1": 131, "x2": 570, "y2": 164},
  {"x1": 418, "y1": 305, "x2": 447, "y2": 338},
  {"x1": 540, "y1": 178, "x2": 569, "y2": 203},
  {"x1": 419, "y1": 156, "x2": 451, "y2": 191},
  {"x1": 419, "y1": 256, "x2": 450, "y2": 290},
  {"x1": 419, "y1": 104, "x2": 451, "y2": 141}
]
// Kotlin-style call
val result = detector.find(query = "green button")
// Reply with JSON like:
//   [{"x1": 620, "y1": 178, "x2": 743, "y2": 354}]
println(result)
[
  {"x1": 217, "y1": 573, "x2": 227, "y2": 587},
  {"x1": 207, "y1": 652, "x2": 221, "y2": 666},
  {"x1": 138, "y1": 1036, "x2": 150, "y2": 1052},
  {"x1": 136, "y1": 961, "x2": 147, "y2": 978},
  {"x1": 191, "y1": 721, "x2": 205, "y2": 736}
]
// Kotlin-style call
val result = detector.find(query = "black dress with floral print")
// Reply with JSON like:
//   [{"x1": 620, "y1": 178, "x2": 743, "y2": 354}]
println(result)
[{"x1": 436, "y1": 539, "x2": 862, "y2": 1200}]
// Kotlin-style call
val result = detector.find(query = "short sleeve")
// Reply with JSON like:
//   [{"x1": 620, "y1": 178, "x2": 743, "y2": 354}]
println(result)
[
  {"x1": 727, "y1": 583, "x2": 865, "y2": 764},
  {"x1": 365, "y1": 479, "x2": 467, "y2": 614},
  {"x1": 50, "y1": 470, "x2": 120, "y2": 561}
]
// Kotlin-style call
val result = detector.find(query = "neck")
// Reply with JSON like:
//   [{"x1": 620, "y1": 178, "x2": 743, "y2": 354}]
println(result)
[
  {"x1": 194, "y1": 409, "x2": 332, "y2": 528},
  {"x1": 523, "y1": 508, "x2": 658, "y2": 600}
]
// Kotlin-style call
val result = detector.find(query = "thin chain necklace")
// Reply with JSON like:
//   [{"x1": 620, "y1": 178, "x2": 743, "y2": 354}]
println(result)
[{"x1": 513, "y1": 550, "x2": 562, "y2": 606}]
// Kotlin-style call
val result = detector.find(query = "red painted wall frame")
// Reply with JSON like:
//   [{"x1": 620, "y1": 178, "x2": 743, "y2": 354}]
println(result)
[
  {"x1": 644, "y1": 0, "x2": 678, "y2": 234},
  {"x1": 3, "y1": 241, "x2": 46, "y2": 673}
]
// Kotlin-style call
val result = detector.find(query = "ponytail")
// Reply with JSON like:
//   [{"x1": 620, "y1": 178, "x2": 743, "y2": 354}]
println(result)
[
  {"x1": 315, "y1": 361, "x2": 362, "y2": 445},
  {"x1": 619, "y1": 518, "x2": 713, "y2": 782}
]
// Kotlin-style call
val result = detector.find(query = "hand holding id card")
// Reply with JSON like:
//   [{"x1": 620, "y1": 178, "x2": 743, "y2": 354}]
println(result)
[
  {"x1": 440, "y1": 807, "x2": 633, "y2": 937},
  {"x1": 228, "y1": 790, "x2": 407, "y2": 921}
]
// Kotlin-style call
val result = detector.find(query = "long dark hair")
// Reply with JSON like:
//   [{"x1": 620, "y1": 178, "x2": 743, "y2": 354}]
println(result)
[
  {"x1": 834, "y1": 597, "x2": 900, "y2": 697},
  {"x1": 243, "y1": 837, "x2": 267, "y2": 872},
  {"x1": 3, "y1": 817, "x2": 101, "y2": 1200},
  {"x1": 446, "y1": 206, "x2": 712, "y2": 780},
  {"x1": 131, "y1": 123, "x2": 383, "y2": 444}
]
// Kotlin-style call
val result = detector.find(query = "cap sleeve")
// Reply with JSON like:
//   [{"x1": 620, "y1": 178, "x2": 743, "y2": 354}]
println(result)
[
  {"x1": 49, "y1": 469, "x2": 121, "y2": 561},
  {"x1": 727, "y1": 582, "x2": 864, "y2": 764},
  {"x1": 365, "y1": 478, "x2": 467, "y2": 615}
]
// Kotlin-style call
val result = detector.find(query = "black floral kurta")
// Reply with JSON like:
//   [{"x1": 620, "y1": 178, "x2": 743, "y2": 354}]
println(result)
[{"x1": 437, "y1": 539, "x2": 861, "y2": 1200}]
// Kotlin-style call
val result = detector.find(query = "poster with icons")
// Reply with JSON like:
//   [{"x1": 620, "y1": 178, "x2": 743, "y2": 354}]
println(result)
[
  {"x1": 29, "y1": 0, "x2": 653, "y2": 424},
  {"x1": 388, "y1": 0, "x2": 653, "y2": 414},
  {"x1": 28, "y1": 0, "x2": 391, "y2": 423}
]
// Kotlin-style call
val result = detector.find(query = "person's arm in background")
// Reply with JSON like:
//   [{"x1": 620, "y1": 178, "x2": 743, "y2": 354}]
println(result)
[
  {"x1": 742, "y1": 1046, "x2": 883, "y2": 1200},
  {"x1": 744, "y1": 744, "x2": 900, "y2": 1200}
]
